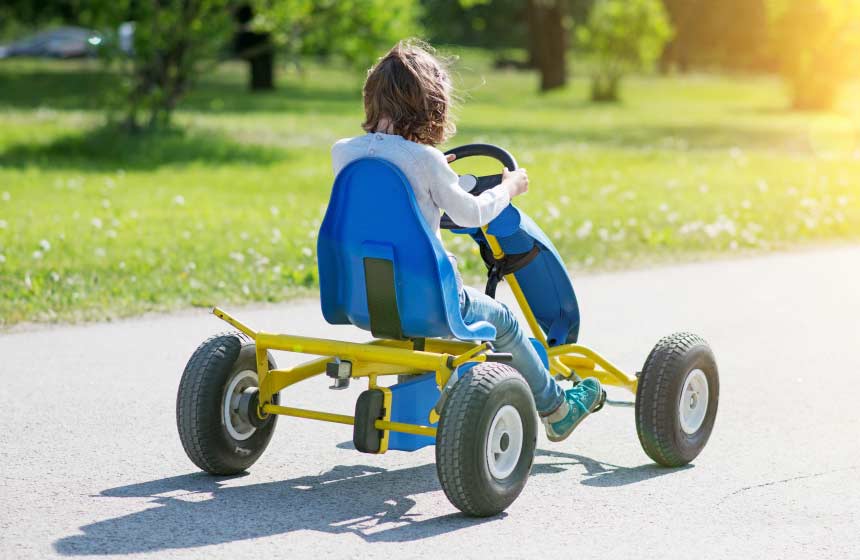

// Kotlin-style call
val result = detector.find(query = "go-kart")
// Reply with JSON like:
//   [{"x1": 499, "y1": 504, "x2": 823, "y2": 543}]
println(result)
[{"x1": 175, "y1": 144, "x2": 719, "y2": 517}]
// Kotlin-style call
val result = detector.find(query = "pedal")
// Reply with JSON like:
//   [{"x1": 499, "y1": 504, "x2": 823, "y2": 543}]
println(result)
[{"x1": 592, "y1": 389, "x2": 608, "y2": 412}]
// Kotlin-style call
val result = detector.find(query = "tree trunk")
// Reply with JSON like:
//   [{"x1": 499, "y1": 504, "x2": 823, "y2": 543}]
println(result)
[
  {"x1": 527, "y1": 0, "x2": 567, "y2": 91},
  {"x1": 590, "y1": 74, "x2": 620, "y2": 102}
]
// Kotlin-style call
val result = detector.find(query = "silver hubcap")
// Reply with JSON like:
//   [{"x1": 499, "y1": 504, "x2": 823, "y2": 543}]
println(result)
[
  {"x1": 223, "y1": 370, "x2": 258, "y2": 441},
  {"x1": 678, "y1": 369, "x2": 709, "y2": 435},
  {"x1": 485, "y1": 405, "x2": 524, "y2": 480}
]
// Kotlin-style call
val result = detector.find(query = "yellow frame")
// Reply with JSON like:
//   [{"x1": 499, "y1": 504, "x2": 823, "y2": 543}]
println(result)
[{"x1": 211, "y1": 230, "x2": 637, "y2": 454}]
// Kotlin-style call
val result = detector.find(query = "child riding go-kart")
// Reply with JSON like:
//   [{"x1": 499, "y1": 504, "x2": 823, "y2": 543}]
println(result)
[
  {"x1": 175, "y1": 142, "x2": 719, "y2": 516},
  {"x1": 175, "y1": 42, "x2": 719, "y2": 518}
]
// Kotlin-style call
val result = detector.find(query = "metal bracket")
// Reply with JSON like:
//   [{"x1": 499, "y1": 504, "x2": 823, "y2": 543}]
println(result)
[{"x1": 326, "y1": 358, "x2": 352, "y2": 390}]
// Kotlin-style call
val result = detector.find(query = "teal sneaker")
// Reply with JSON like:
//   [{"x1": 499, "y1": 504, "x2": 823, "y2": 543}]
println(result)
[{"x1": 542, "y1": 377, "x2": 604, "y2": 442}]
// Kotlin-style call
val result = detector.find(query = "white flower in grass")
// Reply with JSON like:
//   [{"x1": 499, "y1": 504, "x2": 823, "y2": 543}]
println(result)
[
  {"x1": 181, "y1": 231, "x2": 191, "y2": 240},
  {"x1": 836, "y1": 195, "x2": 849, "y2": 207},
  {"x1": 598, "y1": 228, "x2": 609, "y2": 242},
  {"x1": 106, "y1": 229, "x2": 117, "y2": 239},
  {"x1": 1, "y1": 192, "x2": 10, "y2": 201},
  {"x1": 229, "y1": 252, "x2": 245, "y2": 263},
  {"x1": 741, "y1": 200, "x2": 751, "y2": 210},
  {"x1": 270, "y1": 206, "x2": 280, "y2": 216},
  {"x1": 0, "y1": 254, "x2": 5, "y2": 264},
  {"x1": 301, "y1": 247, "x2": 313, "y2": 257},
  {"x1": 39, "y1": 239, "x2": 51, "y2": 251},
  {"x1": 576, "y1": 220, "x2": 592, "y2": 239},
  {"x1": 756, "y1": 180, "x2": 768, "y2": 193},
  {"x1": 91, "y1": 217, "x2": 103, "y2": 229},
  {"x1": 94, "y1": 247, "x2": 106, "y2": 258},
  {"x1": 129, "y1": 210, "x2": 139, "y2": 219},
  {"x1": 240, "y1": 231, "x2": 250, "y2": 241},
  {"x1": 50, "y1": 271, "x2": 60, "y2": 282},
  {"x1": 33, "y1": 250, "x2": 43, "y2": 260},
  {"x1": 242, "y1": 284, "x2": 250, "y2": 295},
  {"x1": 119, "y1": 261, "x2": 126, "y2": 270},
  {"x1": 101, "y1": 199, "x2": 111, "y2": 209},
  {"x1": 0, "y1": 220, "x2": 7, "y2": 229},
  {"x1": 699, "y1": 184, "x2": 709, "y2": 193},
  {"x1": 659, "y1": 203, "x2": 669, "y2": 213},
  {"x1": 173, "y1": 195, "x2": 186, "y2": 206}
]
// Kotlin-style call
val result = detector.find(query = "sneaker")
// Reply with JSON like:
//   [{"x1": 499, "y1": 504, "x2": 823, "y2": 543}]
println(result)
[{"x1": 541, "y1": 377, "x2": 604, "y2": 442}]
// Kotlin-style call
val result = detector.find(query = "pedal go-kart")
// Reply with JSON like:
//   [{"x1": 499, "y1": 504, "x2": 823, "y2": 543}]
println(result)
[{"x1": 176, "y1": 144, "x2": 719, "y2": 517}]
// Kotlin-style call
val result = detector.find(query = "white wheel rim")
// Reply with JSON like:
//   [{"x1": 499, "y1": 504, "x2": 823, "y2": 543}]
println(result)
[
  {"x1": 678, "y1": 369, "x2": 709, "y2": 435},
  {"x1": 485, "y1": 405, "x2": 524, "y2": 480},
  {"x1": 223, "y1": 370, "x2": 258, "y2": 441}
]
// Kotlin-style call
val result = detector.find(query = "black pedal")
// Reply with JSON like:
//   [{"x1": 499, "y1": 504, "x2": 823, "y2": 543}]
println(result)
[{"x1": 353, "y1": 389, "x2": 385, "y2": 453}]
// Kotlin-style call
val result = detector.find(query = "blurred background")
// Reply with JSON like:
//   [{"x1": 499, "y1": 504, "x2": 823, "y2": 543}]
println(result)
[{"x1": 0, "y1": 0, "x2": 858, "y2": 326}]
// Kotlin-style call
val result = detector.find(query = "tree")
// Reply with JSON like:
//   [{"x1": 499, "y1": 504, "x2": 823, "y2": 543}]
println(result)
[
  {"x1": 83, "y1": 0, "x2": 232, "y2": 131},
  {"x1": 769, "y1": 0, "x2": 860, "y2": 110},
  {"x1": 527, "y1": 0, "x2": 570, "y2": 91},
  {"x1": 251, "y1": 0, "x2": 419, "y2": 71},
  {"x1": 79, "y1": 0, "x2": 420, "y2": 131},
  {"x1": 577, "y1": 0, "x2": 672, "y2": 102}
]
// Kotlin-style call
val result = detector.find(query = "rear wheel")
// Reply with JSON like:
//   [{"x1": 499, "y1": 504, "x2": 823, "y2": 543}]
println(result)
[
  {"x1": 176, "y1": 332, "x2": 279, "y2": 475},
  {"x1": 436, "y1": 362, "x2": 537, "y2": 517},
  {"x1": 635, "y1": 332, "x2": 719, "y2": 467}
]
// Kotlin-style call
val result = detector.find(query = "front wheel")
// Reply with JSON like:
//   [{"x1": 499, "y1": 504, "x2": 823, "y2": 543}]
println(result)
[
  {"x1": 176, "y1": 332, "x2": 279, "y2": 475},
  {"x1": 436, "y1": 362, "x2": 537, "y2": 517},
  {"x1": 635, "y1": 332, "x2": 719, "y2": 467}
]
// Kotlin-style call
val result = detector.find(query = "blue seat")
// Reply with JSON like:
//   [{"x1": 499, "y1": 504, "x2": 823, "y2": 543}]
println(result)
[{"x1": 317, "y1": 158, "x2": 496, "y2": 342}]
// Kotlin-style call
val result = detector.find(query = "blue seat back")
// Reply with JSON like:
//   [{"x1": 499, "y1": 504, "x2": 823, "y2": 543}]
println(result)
[{"x1": 317, "y1": 158, "x2": 495, "y2": 342}]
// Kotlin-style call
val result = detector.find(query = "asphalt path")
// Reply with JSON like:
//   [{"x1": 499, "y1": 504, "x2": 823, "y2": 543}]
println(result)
[{"x1": 2, "y1": 246, "x2": 859, "y2": 559}]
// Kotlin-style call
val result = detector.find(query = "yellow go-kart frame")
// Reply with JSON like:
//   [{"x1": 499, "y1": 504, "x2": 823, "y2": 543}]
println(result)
[{"x1": 211, "y1": 229, "x2": 637, "y2": 454}]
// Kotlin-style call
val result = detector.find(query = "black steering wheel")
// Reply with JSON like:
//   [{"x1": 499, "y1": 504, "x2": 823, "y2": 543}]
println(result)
[{"x1": 440, "y1": 143, "x2": 518, "y2": 230}]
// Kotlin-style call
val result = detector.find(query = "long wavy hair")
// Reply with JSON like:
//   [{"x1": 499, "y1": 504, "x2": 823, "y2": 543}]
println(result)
[{"x1": 361, "y1": 40, "x2": 456, "y2": 146}]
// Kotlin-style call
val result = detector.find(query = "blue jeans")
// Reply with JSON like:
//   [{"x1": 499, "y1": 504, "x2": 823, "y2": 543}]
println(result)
[{"x1": 459, "y1": 285, "x2": 564, "y2": 415}]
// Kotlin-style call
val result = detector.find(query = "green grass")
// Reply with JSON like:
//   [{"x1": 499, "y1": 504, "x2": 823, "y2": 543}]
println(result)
[{"x1": 1, "y1": 54, "x2": 860, "y2": 326}]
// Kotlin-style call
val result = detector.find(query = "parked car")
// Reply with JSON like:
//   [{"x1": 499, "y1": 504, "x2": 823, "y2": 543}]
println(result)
[{"x1": 0, "y1": 26, "x2": 102, "y2": 59}]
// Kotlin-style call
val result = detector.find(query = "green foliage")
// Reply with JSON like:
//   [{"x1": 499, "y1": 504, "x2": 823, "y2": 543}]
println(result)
[
  {"x1": 768, "y1": 0, "x2": 860, "y2": 110},
  {"x1": 419, "y1": 0, "x2": 593, "y2": 55},
  {"x1": 577, "y1": 0, "x2": 672, "y2": 101},
  {"x1": 251, "y1": 0, "x2": 420, "y2": 69},
  {"x1": 84, "y1": 0, "x2": 232, "y2": 130}
]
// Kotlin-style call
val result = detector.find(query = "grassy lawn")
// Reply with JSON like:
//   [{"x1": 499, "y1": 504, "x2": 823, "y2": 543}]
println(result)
[{"x1": 1, "y1": 53, "x2": 859, "y2": 326}]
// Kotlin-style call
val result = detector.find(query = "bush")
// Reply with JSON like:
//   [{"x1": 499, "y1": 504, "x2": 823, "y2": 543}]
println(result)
[{"x1": 577, "y1": 0, "x2": 672, "y2": 102}]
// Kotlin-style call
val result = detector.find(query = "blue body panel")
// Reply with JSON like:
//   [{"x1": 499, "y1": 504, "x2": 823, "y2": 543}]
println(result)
[
  {"x1": 387, "y1": 373, "x2": 439, "y2": 451},
  {"x1": 317, "y1": 158, "x2": 496, "y2": 341},
  {"x1": 453, "y1": 205, "x2": 581, "y2": 345}
]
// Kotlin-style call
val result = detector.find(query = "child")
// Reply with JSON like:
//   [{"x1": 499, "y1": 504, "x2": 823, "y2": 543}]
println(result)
[{"x1": 332, "y1": 40, "x2": 602, "y2": 441}]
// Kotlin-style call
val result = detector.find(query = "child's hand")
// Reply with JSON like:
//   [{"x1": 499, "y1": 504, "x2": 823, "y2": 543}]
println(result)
[
  {"x1": 446, "y1": 154, "x2": 457, "y2": 164},
  {"x1": 502, "y1": 167, "x2": 529, "y2": 198}
]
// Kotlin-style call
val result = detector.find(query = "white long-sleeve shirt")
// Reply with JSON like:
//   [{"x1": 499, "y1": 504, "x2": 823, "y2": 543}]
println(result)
[{"x1": 331, "y1": 132, "x2": 511, "y2": 236}]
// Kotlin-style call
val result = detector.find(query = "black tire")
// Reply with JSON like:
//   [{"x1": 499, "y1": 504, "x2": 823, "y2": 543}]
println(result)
[
  {"x1": 635, "y1": 332, "x2": 719, "y2": 467},
  {"x1": 436, "y1": 362, "x2": 537, "y2": 517},
  {"x1": 176, "y1": 332, "x2": 279, "y2": 475}
]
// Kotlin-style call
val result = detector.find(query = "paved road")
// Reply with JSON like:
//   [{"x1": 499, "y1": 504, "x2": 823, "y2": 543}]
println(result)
[{"x1": 2, "y1": 246, "x2": 859, "y2": 559}]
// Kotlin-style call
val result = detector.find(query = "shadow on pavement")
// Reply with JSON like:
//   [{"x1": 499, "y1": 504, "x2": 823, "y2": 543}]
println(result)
[{"x1": 55, "y1": 451, "x2": 688, "y2": 555}]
